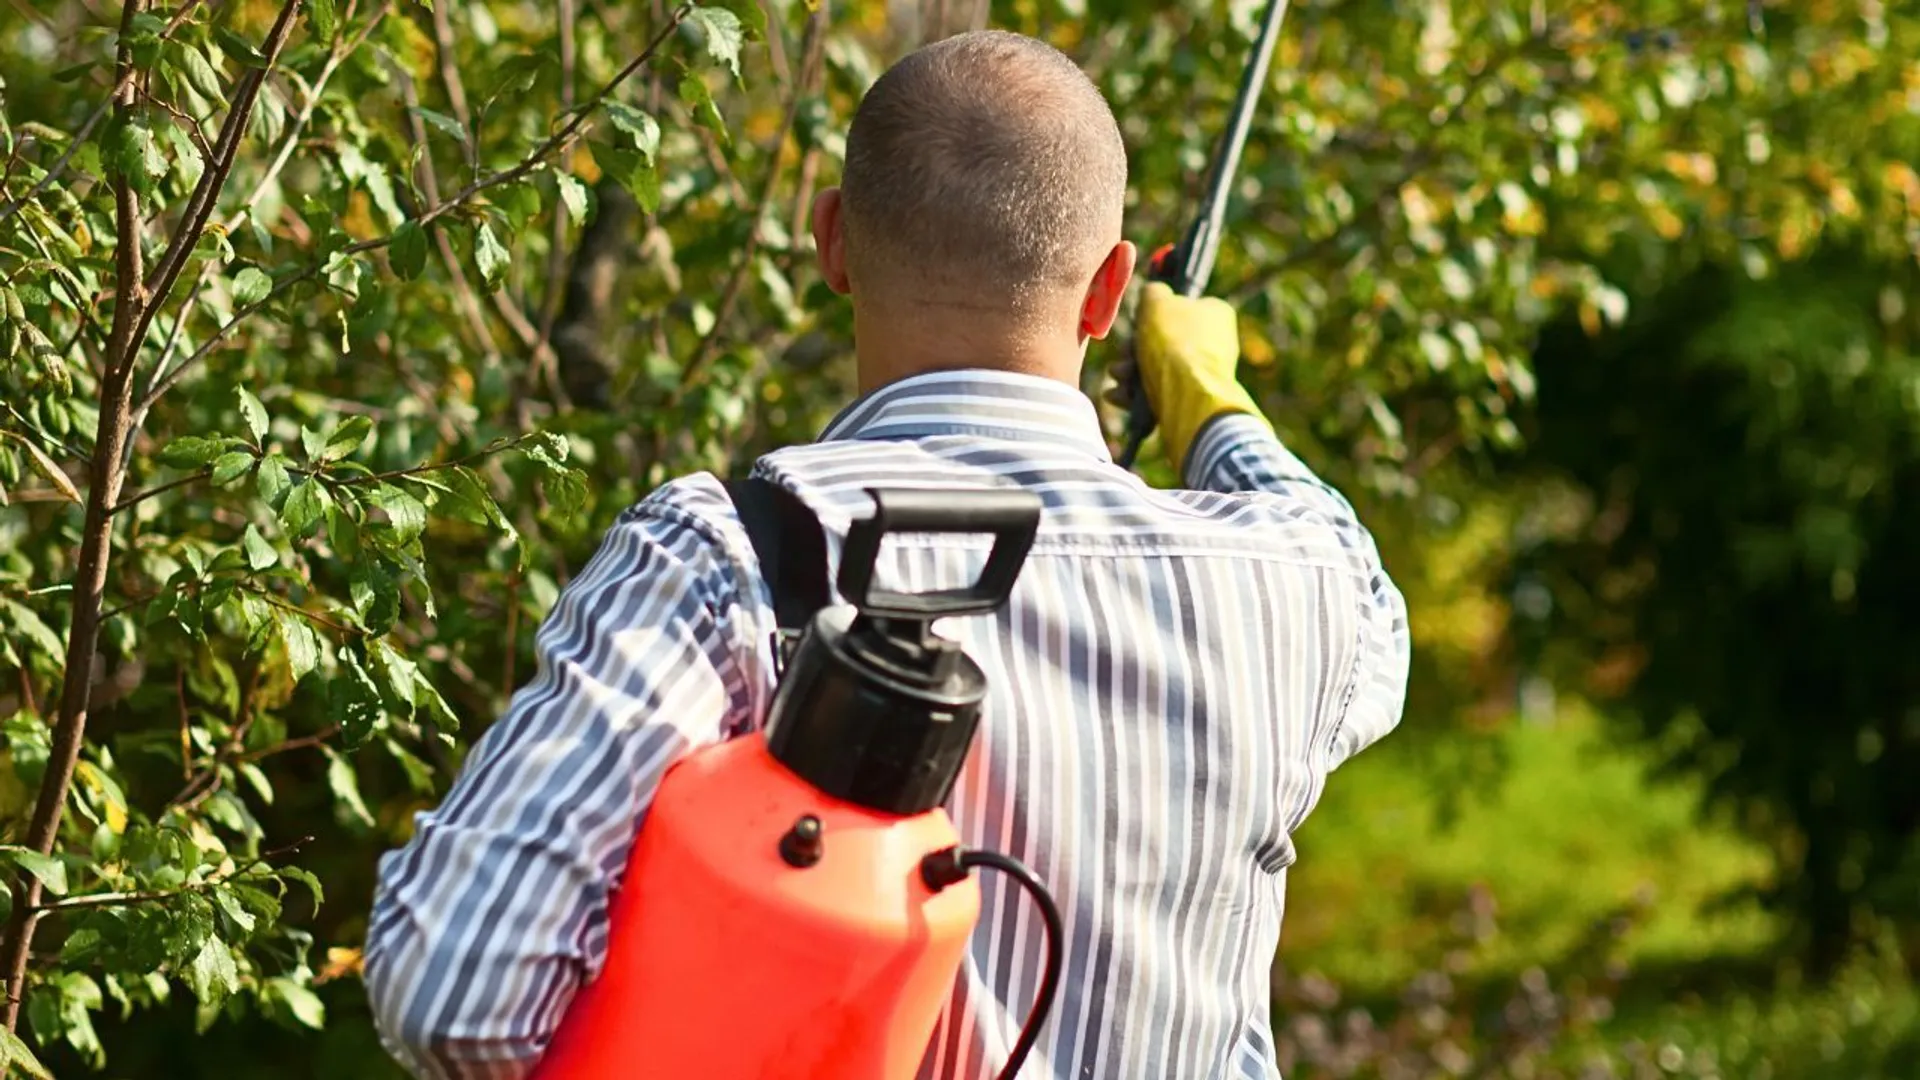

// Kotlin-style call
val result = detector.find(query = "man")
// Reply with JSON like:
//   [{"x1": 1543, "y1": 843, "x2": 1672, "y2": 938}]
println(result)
[{"x1": 364, "y1": 28, "x2": 1409, "y2": 1080}]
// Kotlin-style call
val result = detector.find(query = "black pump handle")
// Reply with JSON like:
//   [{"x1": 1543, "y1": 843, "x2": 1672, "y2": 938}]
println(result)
[{"x1": 837, "y1": 487, "x2": 1042, "y2": 620}]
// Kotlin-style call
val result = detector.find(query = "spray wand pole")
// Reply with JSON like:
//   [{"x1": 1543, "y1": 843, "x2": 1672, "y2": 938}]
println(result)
[{"x1": 1116, "y1": 0, "x2": 1292, "y2": 470}]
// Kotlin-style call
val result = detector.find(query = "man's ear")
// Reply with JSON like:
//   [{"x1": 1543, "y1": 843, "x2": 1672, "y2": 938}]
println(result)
[
  {"x1": 812, "y1": 187, "x2": 851, "y2": 295},
  {"x1": 1078, "y1": 241, "x2": 1138, "y2": 342}
]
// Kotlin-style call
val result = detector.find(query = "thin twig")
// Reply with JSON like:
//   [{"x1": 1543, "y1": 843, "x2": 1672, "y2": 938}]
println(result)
[
  {"x1": 235, "y1": 725, "x2": 339, "y2": 764},
  {"x1": 111, "y1": 467, "x2": 211, "y2": 514}
]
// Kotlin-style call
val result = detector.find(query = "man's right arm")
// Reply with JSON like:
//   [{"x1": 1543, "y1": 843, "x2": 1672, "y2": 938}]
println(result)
[
  {"x1": 1125, "y1": 281, "x2": 1411, "y2": 769},
  {"x1": 1184, "y1": 411, "x2": 1412, "y2": 770}
]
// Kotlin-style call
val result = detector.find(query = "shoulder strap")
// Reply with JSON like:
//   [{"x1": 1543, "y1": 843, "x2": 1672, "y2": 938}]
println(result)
[{"x1": 722, "y1": 476, "x2": 832, "y2": 637}]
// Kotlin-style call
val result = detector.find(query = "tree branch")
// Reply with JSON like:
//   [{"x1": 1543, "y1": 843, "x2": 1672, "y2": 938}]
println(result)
[{"x1": 0, "y1": 0, "x2": 154, "y2": 1032}]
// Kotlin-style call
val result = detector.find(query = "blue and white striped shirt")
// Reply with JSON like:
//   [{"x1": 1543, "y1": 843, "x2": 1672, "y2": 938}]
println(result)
[{"x1": 364, "y1": 368, "x2": 1410, "y2": 1079}]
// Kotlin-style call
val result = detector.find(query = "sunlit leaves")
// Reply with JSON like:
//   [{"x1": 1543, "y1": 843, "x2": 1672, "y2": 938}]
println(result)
[
  {"x1": 604, "y1": 102, "x2": 662, "y2": 164},
  {"x1": 689, "y1": 7, "x2": 747, "y2": 81},
  {"x1": 473, "y1": 222, "x2": 510, "y2": 290},
  {"x1": 0, "y1": 846, "x2": 68, "y2": 896}
]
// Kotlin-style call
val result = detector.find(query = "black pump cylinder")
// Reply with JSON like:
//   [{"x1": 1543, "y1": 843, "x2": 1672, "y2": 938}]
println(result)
[
  {"x1": 760, "y1": 486, "x2": 1043, "y2": 816},
  {"x1": 763, "y1": 608, "x2": 987, "y2": 815}
]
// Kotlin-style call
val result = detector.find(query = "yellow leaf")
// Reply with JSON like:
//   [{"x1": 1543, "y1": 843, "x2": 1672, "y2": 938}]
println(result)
[
  {"x1": 316, "y1": 947, "x2": 364, "y2": 984},
  {"x1": 572, "y1": 144, "x2": 603, "y2": 186},
  {"x1": 1241, "y1": 324, "x2": 1276, "y2": 368},
  {"x1": 3, "y1": 433, "x2": 79, "y2": 504},
  {"x1": 1828, "y1": 184, "x2": 1860, "y2": 221}
]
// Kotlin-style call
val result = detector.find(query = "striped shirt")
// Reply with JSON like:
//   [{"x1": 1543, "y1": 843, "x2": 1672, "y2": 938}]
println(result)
[{"x1": 364, "y1": 368, "x2": 1410, "y2": 1080}]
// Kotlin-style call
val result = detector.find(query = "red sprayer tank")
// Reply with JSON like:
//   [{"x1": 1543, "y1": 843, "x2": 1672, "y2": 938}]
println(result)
[{"x1": 533, "y1": 485, "x2": 1061, "y2": 1080}]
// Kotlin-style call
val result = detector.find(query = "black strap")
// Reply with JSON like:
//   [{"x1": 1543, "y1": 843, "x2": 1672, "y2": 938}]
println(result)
[{"x1": 722, "y1": 476, "x2": 832, "y2": 634}]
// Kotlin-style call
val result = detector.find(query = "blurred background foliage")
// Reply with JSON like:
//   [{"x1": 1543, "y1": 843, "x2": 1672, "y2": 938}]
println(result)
[{"x1": 1, "y1": 0, "x2": 1917, "y2": 1075}]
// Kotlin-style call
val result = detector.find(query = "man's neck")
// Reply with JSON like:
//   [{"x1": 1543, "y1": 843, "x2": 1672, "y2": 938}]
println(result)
[{"x1": 851, "y1": 305, "x2": 1085, "y2": 394}]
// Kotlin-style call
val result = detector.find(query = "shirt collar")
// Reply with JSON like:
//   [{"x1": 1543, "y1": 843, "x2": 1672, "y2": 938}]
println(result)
[{"x1": 818, "y1": 369, "x2": 1114, "y2": 463}]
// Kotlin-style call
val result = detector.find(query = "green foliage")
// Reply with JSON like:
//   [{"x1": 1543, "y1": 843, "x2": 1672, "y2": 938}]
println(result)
[
  {"x1": 2, "y1": 0, "x2": 1917, "y2": 1072},
  {"x1": 1507, "y1": 248, "x2": 1920, "y2": 970}
]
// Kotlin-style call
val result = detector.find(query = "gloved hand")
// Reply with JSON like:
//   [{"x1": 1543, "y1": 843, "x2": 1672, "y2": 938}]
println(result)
[{"x1": 1105, "y1": 281, "x2": 1268, "y2": 474}]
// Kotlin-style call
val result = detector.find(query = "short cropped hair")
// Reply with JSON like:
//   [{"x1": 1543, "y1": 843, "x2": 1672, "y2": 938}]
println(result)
[{"x1": 839, "y1": 30, "x2": 1128, "y2": 321}]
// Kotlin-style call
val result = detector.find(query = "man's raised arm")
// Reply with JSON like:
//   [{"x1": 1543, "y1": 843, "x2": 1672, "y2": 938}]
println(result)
[
  {"x1": 363, "y1": 485, "x2": 764, "y2": 1079},
  {"x1": 1124, "y1": 281, "x2": 1412, "y2": 769}
]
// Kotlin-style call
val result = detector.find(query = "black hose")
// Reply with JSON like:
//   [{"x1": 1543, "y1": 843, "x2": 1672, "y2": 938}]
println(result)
[{"x1": 920, "y1": 847, "x2": 1065, "y2": 1080}]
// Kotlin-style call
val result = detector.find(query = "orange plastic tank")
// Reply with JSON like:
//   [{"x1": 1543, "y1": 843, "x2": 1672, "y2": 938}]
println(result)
[
  {"x1": 534, "y1": 486, "x2": 1047, "y2": 1080},
  {"x1": 532, "y1": 731, "x2": 981, "y2": 1080}
]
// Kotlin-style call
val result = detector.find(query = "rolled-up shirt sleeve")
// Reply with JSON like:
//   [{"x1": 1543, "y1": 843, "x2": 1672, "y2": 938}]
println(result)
[
  {"x1": 1185, "y1": 412, "x2": 1411, "y2": 769},
  {"x1": 363, "y1": 482, "x2": 767, "y2": 1079}
]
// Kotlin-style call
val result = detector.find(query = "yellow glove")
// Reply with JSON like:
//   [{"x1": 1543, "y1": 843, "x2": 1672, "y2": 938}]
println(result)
[{"x1": 1109, "y1": 281, "x2": 1268, "y2": 474}]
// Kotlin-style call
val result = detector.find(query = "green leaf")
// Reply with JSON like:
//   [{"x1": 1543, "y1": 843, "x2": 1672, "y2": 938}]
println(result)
[
  {"x1": 349, "y1": 563, "x2": 401, "y2": 636},
  {"x1": 384, "y1": 736, "x2": 436, "y2": 794},
  {"x1": 322, "y1": 415, "x2": 374, "y2": 460},
  {"x1": 368, "y1": 482, "x2": 428, "y2": 544},
  {"x1": 485, "y1": 53, "x2": 550, "y2": 102},
  {"x1": 603, "y1": 102, "x2": 661, "y2": 164},
  {"x1": 710, "y1": 0, "x2": 767, "y2": 40},
  {"x1": 689, "y1": 7, "x2": 746, "y2": 80},
  {"x1": 174, "y1": 42, "x2": 225, "y2": 103},
  {"x1": 275, "y1": 608, "x2": 321, "y2": 683},
  {"x1": 210, "y1": 451, "x2": 255, "y2": 487},
  {"x1": 213, "y1": 27, "x2": 269, "y2": 69},
  {"x1": 677, "y1": 74, "x2": 727, "y2": 142},
  {"x1": 157, "y1": 436, "x2": 227, "y2": 470},
  {"x1": 473, "y1": 222, "x2": 509, "y2": 291},
  {"x1": 300, "y1": 424, "x2": 328, "y2": 462},
  {"x1": 0, "y1": 1027, "x2": 56, "y2": 1079},
  {"x1": 104, "y1": 115, "x2": 166, "y2": 192},
  {"x1": 231, "y1": 266, "x2": 272, "y2": 307},
  {"x1": 1, "y1": 599, "x2": 65, "y2": 660},
  {"x1": 238, "y1": 761, "x2": 274, "y2": 806},
  {"x1": 184, "y1": 937, "x2": 240, "y2": 1008},
  {"x1": 332, "y1": 649, "x2": 384, "y2": 750},
  {"x1": 305, "y1": 0, "x2": 337, "y2": 41},
  {"x1": 281, "y1": 865, "x2": 324, "y2": 909},
  {"x1": 370, "y1": 639, "x2": 419, "y2": 712},
  {"x1": 268, "y1": 978, "x2": 327, "y2": 1029},
  {"x1": 591, "y1": 142, "x2": 661, "y2": 215},
  {"x1": 279, "y1": 479, "x2": 329, "y2": 538},
  {"x1": 325, "y1": 751, "x2": 374, "y2": 827},
  {"x1": 414, "y1": 670, "x2": 459, "y2": 731},
  {"x1": 256, "y1": 455, "x2": 292, "y2": 505},
  {"x1": 236, "y1": 386, "x2": 269, "y2": 442},
  {"x1": 242, "y1": 524, "x2": 277, "y2": 571},
  {"x1": 410, "y1": 106, "x2": 467, "y2": 146},
  {"x1": 0, "y1": 846, "x2": 67, "y2": 896},
  {"x1": 389, "y1": 220, "x2": 428, "y2": 280},
  {"x1": 556, "y1": 171, "x2": 589, "y2": 221}
]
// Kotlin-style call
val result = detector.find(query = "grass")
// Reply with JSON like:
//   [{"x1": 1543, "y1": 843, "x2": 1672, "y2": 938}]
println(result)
[
  {"x1": 1274, "y1": 702, "x2": 1920, "y2": 1078},
  {"x1": 1280, "y1": 701, "x2": 1778, "y2": 993}
]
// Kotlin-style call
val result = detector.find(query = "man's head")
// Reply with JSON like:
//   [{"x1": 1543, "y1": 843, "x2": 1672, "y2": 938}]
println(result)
[{"x1": 811, "y1": 30, "x2": 1136, "y2": 389}]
